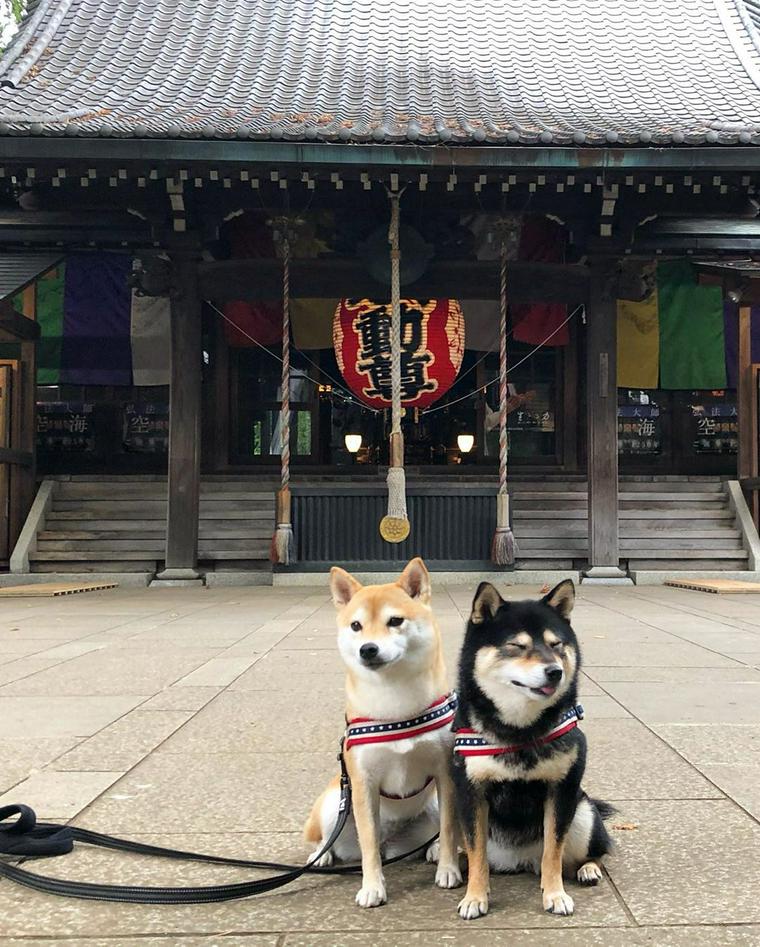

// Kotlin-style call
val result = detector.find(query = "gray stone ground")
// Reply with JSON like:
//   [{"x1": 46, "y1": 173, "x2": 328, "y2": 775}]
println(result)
[{"x1": 1, "y1": 582, "x2": 760, "y2": 946}]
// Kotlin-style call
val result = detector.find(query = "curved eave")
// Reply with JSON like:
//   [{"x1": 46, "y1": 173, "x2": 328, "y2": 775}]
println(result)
[{"x1": 0, "y1": 137, "x2": 759, "y2": 171}]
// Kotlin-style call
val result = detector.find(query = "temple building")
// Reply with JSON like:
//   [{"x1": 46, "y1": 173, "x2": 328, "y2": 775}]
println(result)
[{"x1": 0, "y1": 0, "x2": 759, "y2": 584}]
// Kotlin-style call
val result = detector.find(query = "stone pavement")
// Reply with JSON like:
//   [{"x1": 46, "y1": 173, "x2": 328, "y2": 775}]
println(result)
[{"x1": 1, "y1": 581, "x2": 760, "y2": 946}]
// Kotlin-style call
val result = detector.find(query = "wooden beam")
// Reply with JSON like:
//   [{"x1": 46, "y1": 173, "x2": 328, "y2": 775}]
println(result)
[
  {"x1": 0, "y1": 302, "x2": 40, "y2": 341},
  {"x1": 197, "y1": 259, "x2": 589, "y2": 304},
  {"x1": 155, "y1": 257, "x2": 203, "y2": 582},
  {"x1": 585, "y1": 260, "x2": 627, "y2": 580}
]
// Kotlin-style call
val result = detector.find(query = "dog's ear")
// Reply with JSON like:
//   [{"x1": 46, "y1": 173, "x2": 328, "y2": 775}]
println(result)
[
  {"x1": 470, "y1": 582, "x2": 504, "y2": 625},
  {"x1": 330, "y1": 567, "x2": 362, "y2": 608},
  {"x1": 397, "y1": 557, "x2": 431, "y2": 603},
  {"x1": 542, "y1": 579, "x2": 575, "y2": 620}
]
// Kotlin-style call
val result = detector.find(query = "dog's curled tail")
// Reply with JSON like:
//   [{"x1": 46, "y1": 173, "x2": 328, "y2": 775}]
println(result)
[
  {"x1": 303, "y1": 802, "x2": 322, "y2": 844},
  {"x1": 590, "y1": 797, "x2": 617, "y2": 821}
]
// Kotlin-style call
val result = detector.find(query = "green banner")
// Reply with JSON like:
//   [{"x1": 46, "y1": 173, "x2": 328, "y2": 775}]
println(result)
[
  {"x1": 36, "y1": 263, "x2": 65, "y2": 385},
  {"x1": 657, "y1": 260, "x2": 726, "y2": 390}
]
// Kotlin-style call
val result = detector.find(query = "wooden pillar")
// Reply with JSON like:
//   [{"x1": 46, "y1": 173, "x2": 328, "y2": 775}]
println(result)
[
  {"x1": 585, "y1": 259, "x2": 628, "y2": 581},
  {"x1": 737, "y1": 305, "x2": 754, "y2": 480},
  {"x1": 155, "y1": 256, "x2": 203, "y2": 582},
  {"x1": 737, "y1": 305, "x2": 759, "y2": 525}
]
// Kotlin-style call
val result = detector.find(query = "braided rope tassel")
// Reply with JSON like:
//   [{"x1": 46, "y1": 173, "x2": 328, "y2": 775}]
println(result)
[
  {"x1": 380, "y1": 189, "x2": 410, "y2": 544},
  {"x1": 491, "y1": 233, "x2": 516, "y2": 566},
  {"x1": 271, "y1": 225, "x2": 295, "y2": 565}
]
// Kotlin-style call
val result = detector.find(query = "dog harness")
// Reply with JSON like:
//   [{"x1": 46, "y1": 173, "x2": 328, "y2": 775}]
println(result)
[
  {"x1": 345, "y1": 692, "x2": 458, "y2": 751},
  {"x1": 453, "y1": 704, "x2": 584, "y2": 757},
  {"x1": 344, "y1": 692, "x2": 458, "y2": 799}
]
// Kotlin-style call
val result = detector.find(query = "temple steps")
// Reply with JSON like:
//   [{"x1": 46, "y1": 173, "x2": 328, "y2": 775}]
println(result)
[
  {"x1": 19, "y1": 474, "x2": 754, "y2": 576},
  {"x1": 28, "y1": 477, "x2": 276, "y2": 573}
]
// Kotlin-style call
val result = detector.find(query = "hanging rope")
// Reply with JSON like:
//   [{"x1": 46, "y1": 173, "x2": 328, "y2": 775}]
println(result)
[
  {"x1": 491, "y1": 217, "x2": 522, "y2": 566},
  {"x1": 379, "y1": 188, "x2": 410, "y2": 544},
  {"x1": 270, "y1": 217, "x2": 296, "y2": 565}
]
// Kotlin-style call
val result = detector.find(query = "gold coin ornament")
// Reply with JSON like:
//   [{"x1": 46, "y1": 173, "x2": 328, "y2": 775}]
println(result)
[{"x1": 379, "y1": 515, "x2": 410, "y2": 543}]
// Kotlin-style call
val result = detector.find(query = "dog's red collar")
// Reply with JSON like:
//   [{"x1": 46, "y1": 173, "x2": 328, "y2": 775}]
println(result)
[
  {"x1": 454, "y1": 704, "x2": 584, "y2": 757},
  {"x1": 344, "y1": 692, "x2": 458, "y2": 752}
]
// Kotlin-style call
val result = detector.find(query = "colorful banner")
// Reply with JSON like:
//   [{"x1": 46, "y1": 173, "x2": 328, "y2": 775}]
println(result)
[
  {"x1": 722, "y1": 302, "x2": 760, "y2": 389},
  {"x1": 36, "y1": 264, "x2": 66, "y2": 385},
  {"x1": 511, "y1": 217, "x2": 569, "y2": 346},
  {"x1": 130, "y1": 292, "x2": 171, "y2": 386},
  {"x1": 658, "y1": 260, "x2": 726, "y2": 390},
  {"x1": 60, "y1": 254, "x2": 132, "y2": 385},
  {"x1": 616, "y1": 293, "x2": 659, "y2": 389},
  {"x1": 290, "y1": 299, "x2": 337, "y2": 349}
]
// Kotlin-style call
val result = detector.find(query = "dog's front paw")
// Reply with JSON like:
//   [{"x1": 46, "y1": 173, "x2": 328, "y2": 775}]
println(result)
[
  {"x1": 435, "y1": 861, "x2": 463, "y2": 889},
  {"x1": 458, "y1": 892, "x2": 489, "y2": 919},
  {"x1": 577, "y1": 861, "x2": 603, "y2": 886},
  {"x1": 425, "y1": 840, "x2": 439, "y2": 864},
  {"x1": 308, "y1": 848, "x2": 333, "y2": 868},
  {"x1": 355, "y1": 882, "x2": 387, "y2": 908},
  {"x1": 543, "y1": 890, "x2": 574, "y2": 916}
]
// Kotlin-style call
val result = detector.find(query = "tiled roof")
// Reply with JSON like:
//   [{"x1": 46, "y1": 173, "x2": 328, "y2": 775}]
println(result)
[{"x1": 0, "y1": 0, "x2": 760, "y2": 146}]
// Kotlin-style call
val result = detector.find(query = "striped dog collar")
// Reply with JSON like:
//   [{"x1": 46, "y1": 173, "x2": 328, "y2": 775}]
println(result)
[
  {"x1": 344, "y1": 692, "x2": 458, "y2": 752},
  {"x1": 454, "y1": 704, "x2": 584, "y2": 758}
]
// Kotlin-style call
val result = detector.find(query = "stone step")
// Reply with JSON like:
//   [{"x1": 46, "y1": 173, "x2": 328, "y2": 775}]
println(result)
[
  {"x1": 39, "y1": 526, "x2": 273, "y2": 541},
  {"x1": 619, "y1": 538, "x2": 744, "y2": 551},
  {"x1": 622, "y1": 548, "x2": 748, "y2": 559},
  {"x1": 626, "y1": 558, "x2": 749, "y2": 571},
  {"x1": 618, "y1": 509, "x2": 733, "y2": 520},
  {"x1": 47, "y1": 509, "x2": 273, "y2": 521},
  {"x1": 31, "y1": 560, "x2": 159, "y2": 573},
  {"x1": 53, "y1": 500, "x2": 274, "y2": 514},
  {"x1": 36, "y1": 537, "x2": 272, "y2": 552}
]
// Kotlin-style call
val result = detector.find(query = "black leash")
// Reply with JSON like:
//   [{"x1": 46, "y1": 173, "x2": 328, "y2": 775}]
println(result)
[{"x1": 0, "y1": 748, "x2": 438, "y2": 904}]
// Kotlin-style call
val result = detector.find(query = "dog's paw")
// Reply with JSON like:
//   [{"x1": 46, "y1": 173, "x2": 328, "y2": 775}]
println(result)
[
  {"x1": 308, "y1": 848, "x2": 333, "y2": 868},
  {"x1": 577, "y1": 861, "x2": 603, "y2": 886},
  {"x1": 355, "y1": 882, "x2": 387, "y2": 908},
  {"x1": 435, "y1": 861, "x2": 463, "y2": 889},
  {"x1": 543, "y1": 890, "x2": 574, "y2": 916},
  {"x1": 425, "y1": 840, "x2": 439, "y2": 864},
  {"x1": 458, "y1": 893, "x2": 489, "y2": 919}
]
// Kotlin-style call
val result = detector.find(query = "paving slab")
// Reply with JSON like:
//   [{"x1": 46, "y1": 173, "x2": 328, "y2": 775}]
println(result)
[
  {"x1": 285, "y1": 928, "x2": 760, "y2": 947},
  {"x1": 0, "y1": 737, "x2": 80, "y2": 793},
  {"x1": 52, "y1": 709, "x2": 193, "y2": 772},
  {"x1": 585, "y1": 666, "x2": 760, "y2": 683},
  {"x1": 0, "y1": 769, "x2": 122, "y2": 820},
  {"x1": 0, "y1": 832, "x2": 627, "y2": 937},
  {"x1": 605, "y1": 800, "x2": 760, "y2": 925},
  {"x1": 599, "y1": 681, "x2": 760, "y2": 724},
  {"x1": 582, "y1": 719, "x2": 722, "y2": 801},
  {"x1": 161, "y1": 690, "x2": 345, "y2": 755},
  {"x1": 74, "y1": 753, "x2": 336, "y2": 834},
  {"x1": 0, "y1": 646, "x2": 223, "y2": 697},
  {"x1": 0, "y1": 694, "x2": 146, "y2": 738},
  {"x1": 140, "y1": 685, "x2": 222, "y2": 712}
]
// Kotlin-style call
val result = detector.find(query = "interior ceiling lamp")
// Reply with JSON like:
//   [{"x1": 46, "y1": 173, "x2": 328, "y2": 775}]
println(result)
[
  {"x1": 344, "y1": 433, "x2": 363, "y2": 453},
  {"x1": 457, "y1": 433, "x2": 475, "y2": 454}
]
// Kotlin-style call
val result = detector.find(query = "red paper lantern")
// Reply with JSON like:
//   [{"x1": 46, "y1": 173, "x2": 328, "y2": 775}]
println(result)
[{"x1": 333, "y1": 298, "x2": 465, "y2": 410}]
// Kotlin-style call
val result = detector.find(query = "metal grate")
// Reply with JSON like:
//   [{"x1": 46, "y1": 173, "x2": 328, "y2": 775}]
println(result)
[{"x1": 293, "y1": 489, "x2": 494, "y2": 566}]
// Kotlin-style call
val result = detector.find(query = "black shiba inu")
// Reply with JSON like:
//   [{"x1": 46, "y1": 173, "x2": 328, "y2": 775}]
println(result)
[{"x1": 452, "y1": 579, "x2": 614, "y2": 920}]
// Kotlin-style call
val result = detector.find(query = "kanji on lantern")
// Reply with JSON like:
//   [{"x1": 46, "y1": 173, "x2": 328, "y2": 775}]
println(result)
[{"x1": 333, "y1": 298, "x2": 464, "y2": 410}]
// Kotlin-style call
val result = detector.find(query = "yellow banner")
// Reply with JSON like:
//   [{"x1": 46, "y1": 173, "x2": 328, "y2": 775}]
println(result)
[
  {"x1": 291, "y1": 299, "x2": 337, "y2": 349},
  {"x1": 617, "y1": 293, "x2": 659, "y2": 389}
]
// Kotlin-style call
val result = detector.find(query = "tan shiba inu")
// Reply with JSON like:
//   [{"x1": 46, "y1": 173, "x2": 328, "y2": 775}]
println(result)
[{"x1": 304, "y1": 558, "x2": 462, "y2": 908}]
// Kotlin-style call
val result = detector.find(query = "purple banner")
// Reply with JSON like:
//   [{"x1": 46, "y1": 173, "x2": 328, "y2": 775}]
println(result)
[
  {"x1": 60, "y1": 253, "x2": 132, "y2": 385},
  {"x1": 723, "y1": 302, "x2": 760, "y2": 389}
]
